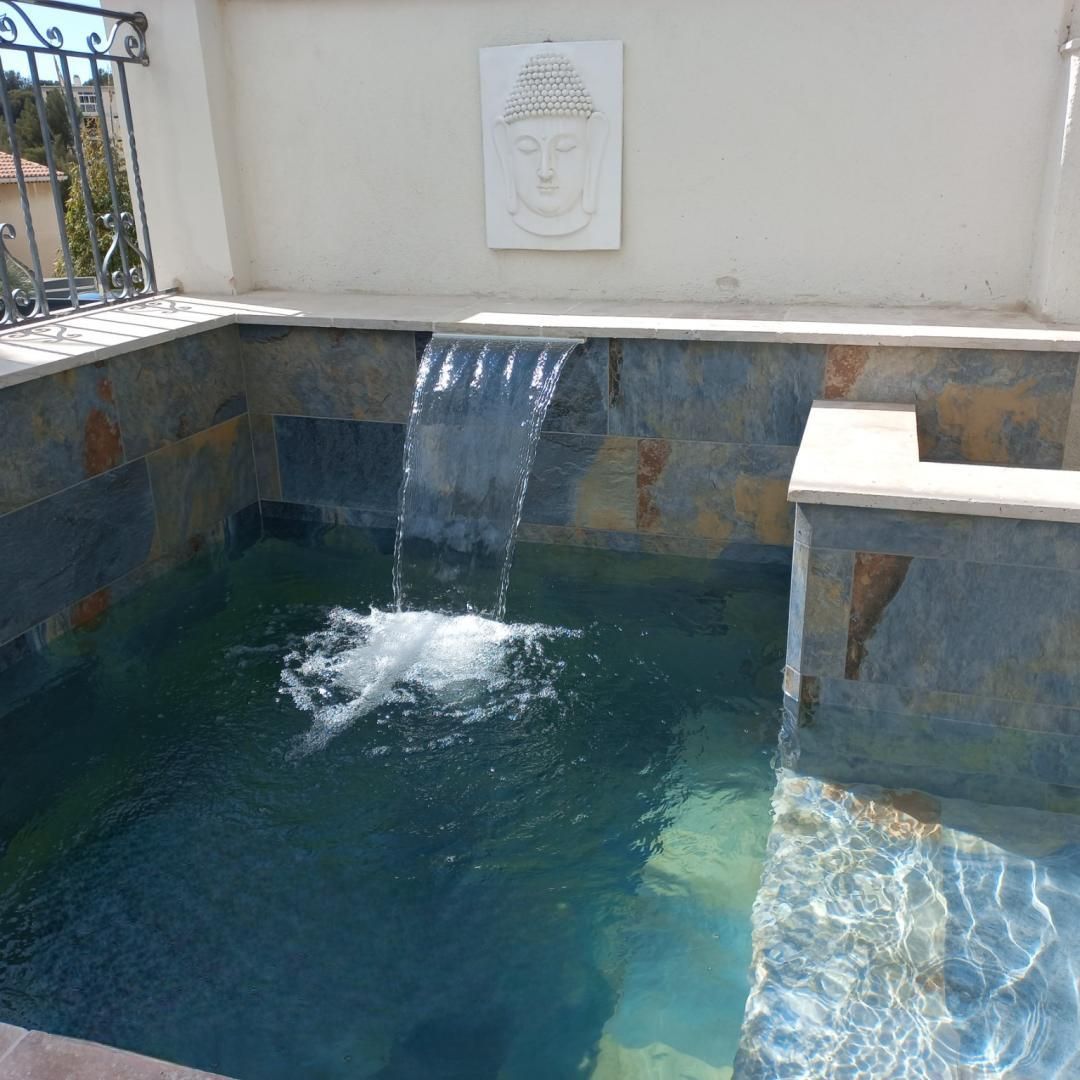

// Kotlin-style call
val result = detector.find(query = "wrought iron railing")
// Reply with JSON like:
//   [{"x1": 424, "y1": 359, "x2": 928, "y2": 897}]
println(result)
[{"x1": 0, "y1": 0, "x2": 154, "y2": 327}]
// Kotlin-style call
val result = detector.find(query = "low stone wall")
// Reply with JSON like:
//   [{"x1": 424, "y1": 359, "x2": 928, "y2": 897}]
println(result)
[
  {"x1": 785, "y1": 415, "x2": 1080, "y2": 812},
  {"x1": 0, "y1": 326, "x2": 258, "y2": 670},
  {"x1": 248, "y1": 326, "x2": 1079, "y2": 561},
  {"x1": 3, "y1": 320, "x2": 1080, "y2": 666}
]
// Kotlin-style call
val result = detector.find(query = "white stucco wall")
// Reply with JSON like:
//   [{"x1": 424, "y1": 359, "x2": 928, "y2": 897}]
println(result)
[{"x1": 134, "y1": 0, "x2": 1079, "y2": 311}]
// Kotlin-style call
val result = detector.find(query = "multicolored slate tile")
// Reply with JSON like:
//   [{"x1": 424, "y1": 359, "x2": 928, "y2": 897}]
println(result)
[
  {"x1": 523, "y1": 433, "x2": 636, "y2": 531},
  {"x1": 249, "y1": 412, "x2": 282, "y2": 501},
  {"x1": 0, "y1": 460, "x2": 156, "y2": 644},
  {"x1": 0, "y1": 360, "x2": 122, "y2": 514},
  {"x1": 637, "y1": 439, "x2": 796, "y2": 545},
  {"x1": 147, "y1": 416, "x2": 258, "y2": 554},
  {"x1": 241, "y1": 326, "x2": 416, "y2": 422},
  {"x1": 274, "y1": 415, "x2": 404, "y2": 513},
  {"x1": 610, "y1": 339, "x2": 825, "y2": 445},
  {"x1": 823, "y1": 344, "x2": 1079, "y2": 467},
  {"x1": 543, "y1": 337, "x2": 608, "y2": 435},
  {"x1": 108, "y1": 326, "x2": 246, "y2": 458}
]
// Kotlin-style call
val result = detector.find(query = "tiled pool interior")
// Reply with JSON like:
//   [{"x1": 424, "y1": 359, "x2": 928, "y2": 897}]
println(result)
[
  {"x1": 5, "y1": 323, "x2": 1080, "y2": 1076},
  {"x1": 0, "y1": 538, "x2": 787, "y2": 1079}
]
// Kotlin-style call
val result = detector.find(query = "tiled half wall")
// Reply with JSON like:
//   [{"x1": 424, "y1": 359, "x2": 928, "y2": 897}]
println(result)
[
  {"x1": 2, "y1": 322, "x2": 1079, "y2": 661},
  {"x1": 785, "y1": 503, "x2": 1080, "y2": 812}
]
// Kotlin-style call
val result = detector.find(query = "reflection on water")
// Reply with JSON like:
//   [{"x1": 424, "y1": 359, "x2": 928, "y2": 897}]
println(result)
[{"x1": 737, "y1": 771, "x2": 1080, "y2": 1079}]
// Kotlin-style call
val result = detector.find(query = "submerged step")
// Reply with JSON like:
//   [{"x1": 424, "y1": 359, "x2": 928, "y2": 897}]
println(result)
[{"x1": 737, "y1": 771, "x2": 1080, "y2": 1079}]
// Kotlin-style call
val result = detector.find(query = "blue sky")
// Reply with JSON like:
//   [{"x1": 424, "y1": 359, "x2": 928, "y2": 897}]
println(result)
[{"x1": 0, "y1": 1, "x2": 106, "y2": 84}]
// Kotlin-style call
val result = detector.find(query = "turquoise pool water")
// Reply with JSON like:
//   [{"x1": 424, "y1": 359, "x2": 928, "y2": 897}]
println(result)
[{"x1": 0, "y1": 539, "x2": 788, "y2": 1079}]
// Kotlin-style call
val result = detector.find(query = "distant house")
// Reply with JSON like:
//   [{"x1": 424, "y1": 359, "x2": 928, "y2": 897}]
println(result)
[{"x1": 0, "y1": 150, "x2": 64, "y2": 274}]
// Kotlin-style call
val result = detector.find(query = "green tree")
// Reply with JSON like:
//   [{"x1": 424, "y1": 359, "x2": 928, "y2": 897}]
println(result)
[{"x1": 57, "y1": 120, "x2": 133, "y2": 279}]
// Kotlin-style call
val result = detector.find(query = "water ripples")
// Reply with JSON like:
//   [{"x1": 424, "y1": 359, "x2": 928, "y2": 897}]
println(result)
[{"x1": 737, "y1": 771, "x2": 1080, "y2": 1079}]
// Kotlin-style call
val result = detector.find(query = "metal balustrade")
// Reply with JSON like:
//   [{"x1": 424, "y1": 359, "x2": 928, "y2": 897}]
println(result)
[{"x1": 0, "y1": 0, "x2": 154, "y2": 327}]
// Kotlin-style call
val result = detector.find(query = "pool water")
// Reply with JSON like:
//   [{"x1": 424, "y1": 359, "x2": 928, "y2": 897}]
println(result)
[{"x1": 0, "y1": 539, "x2": 788, "y2": 1079}]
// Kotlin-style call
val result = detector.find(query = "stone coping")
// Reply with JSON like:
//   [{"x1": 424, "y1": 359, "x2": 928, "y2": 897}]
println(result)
[
  {"x1": 0, "y1": 1022, "x2": 232, "y2": 1079},
  {"x1": 3, "y1": 290, "x2": 1080, "y2": 390},
  {"x1": 789, "y1": 400, "x2": 1080, "y2": 523}
]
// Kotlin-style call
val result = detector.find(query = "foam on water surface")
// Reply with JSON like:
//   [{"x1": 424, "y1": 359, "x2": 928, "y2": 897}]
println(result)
[{"x1": 281, "y1": 606, "x2": 580, "y2": 752}]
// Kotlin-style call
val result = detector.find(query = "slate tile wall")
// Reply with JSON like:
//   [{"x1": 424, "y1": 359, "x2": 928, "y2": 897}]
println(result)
[
  {"x1": 4, "y1": 323, "x2": 1079, "y2": 667},
  {"x1": 244, "y1": 328, "x2": 1080, "y2": 563},
  {"x1": 785, "y1": 503, "x2": 1080, "y2": 812},
  {"x1": 0, "y1": 325, "x2": 258, "y2": 662}
]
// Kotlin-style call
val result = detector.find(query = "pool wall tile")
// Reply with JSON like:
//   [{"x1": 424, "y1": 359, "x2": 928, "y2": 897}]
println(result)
[
  {"x1": 788, "y1": 501, "x2": 1080, "y2": 811},
  {"x1": 0, "y1": 461, "x2": 157, "y2": 644},
  {"x1": 610, "y1": 339, "x2": 826, "y2": 445},
  {"x1": 274, "y1": 415, "x2": 404, "y2": 513},
  {"x1": 523, "y1": 433, "x2": 637, "y2": 531},
  {"x1": 0, "y1": 360, "x2": 122, "y2": 514},
  {"x1": 108, "y1": 325, "x2": 246, "y2": 458},
  {"x1": 4, "y1": 324, "x2": 1080, "y2": 662},
  {"x1": 147, "y1": 415, "x2": 258, "y2": 555},
  {"x1": 822, "y1": 344, "x2": 1078, "y2": 467},
  {"x1": 240, "y1": 325, "x2": 416, "y2": 422},
  {"x1": 543, "y1": 337, "x2": 608, "y2": 435},
  {"x1": 249, "y1": 412, "x2": 282, "y2": 502},
  {"x1": 637, "y1": 439, "x2": 797, "y2": 545}
]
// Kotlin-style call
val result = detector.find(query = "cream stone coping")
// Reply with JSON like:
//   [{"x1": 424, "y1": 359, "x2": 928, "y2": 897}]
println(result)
[
  {"x1": 3, "y1": 291, "x2": 1080, "y2": 391},
  {"x1": 0, "y1": 1021, "x2": 232, "y2": 1078},
  {"x1": 790, "y1": 400, "x2": 1080, "y2": 523}
]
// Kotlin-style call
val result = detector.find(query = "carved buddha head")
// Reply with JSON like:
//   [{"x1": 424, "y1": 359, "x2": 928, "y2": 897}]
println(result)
[{"x1": 493, "y1": 52, "x2": 609, "y2": 237}]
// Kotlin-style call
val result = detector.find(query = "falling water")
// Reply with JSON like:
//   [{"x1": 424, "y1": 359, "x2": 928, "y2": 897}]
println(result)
[{"x1": 392, "y1": 334, "x2": 579, "y2": 618}]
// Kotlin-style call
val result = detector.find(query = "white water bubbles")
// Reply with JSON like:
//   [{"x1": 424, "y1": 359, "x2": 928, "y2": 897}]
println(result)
[{"x1": 280, "y1": 606, "x2": 579, "y2": 754}]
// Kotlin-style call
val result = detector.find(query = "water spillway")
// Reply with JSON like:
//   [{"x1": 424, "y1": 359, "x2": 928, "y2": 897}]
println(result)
[{"x1": 392, "y1": 334, "x2": 580, "y2": 618}]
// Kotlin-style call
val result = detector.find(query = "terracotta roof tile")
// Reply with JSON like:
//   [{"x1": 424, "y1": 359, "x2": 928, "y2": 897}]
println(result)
[{"x1": 0, "y1": 150, "x2": 56, "y2": 183}]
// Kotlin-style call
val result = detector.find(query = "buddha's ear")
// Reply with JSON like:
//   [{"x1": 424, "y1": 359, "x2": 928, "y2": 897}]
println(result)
[
  {"x1": 583, "y1": 112, "x2": 610, "y2": 215},
  {"x1": 493, "y1": 119, "x2": 518, "y2": 213}
]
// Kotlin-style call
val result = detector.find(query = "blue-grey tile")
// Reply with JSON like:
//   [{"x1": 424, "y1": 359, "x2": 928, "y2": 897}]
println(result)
[
  {"x1": 824, "y1": 344, "x2": 1078, "y2": 467},
  {"x1": 790, "y1": 546, "x2": 853, "y2": 678},
  {"x1": 108, "y1": 326, "x2": 245, "y2": 458},
  {"x1": 250, "y1": 413, "x2": 281, "y2": 501},
  {"x1": 797, "y1": 504, "x2": 973, "y2": 560},
  {"x1": 852, "y1": 556, "x2": 1080, "y2": 707},
  {"x1": 0, "y1": 360, "x2": 122, "y2": 513},
  {"x1": 0, "y1": 460, "x2": 155, "y2": 643},
  {"x1": 275, "y1": 415, "x2": 404, "y2": 513},
  {"x1": 543, "y1": 337, "x2": 608, "y2": 435},
  {"x1": 796, "y1": 702, "x2": 1080, "y2": 790},
  {"x1": 523, "y1": 432, "x2": 636, "y2": 530},
  {"x1": 260, "y1": 500, "x2": 397, "y2": 554},
  {"x1": 637, "y1": 439, "x2": 796, "y2": 545},
  {"x1": 966, "y1": 516, "x2": 1080, "y2": 571},
  {"x1": 610, "y1": 339, "x2": 826, "y2": 445},
  {"x1": 146, "y1": 416, "x2": 258, "y2": 554},
  {"x1": 816, "y1": 677, "x2": 1080, "y2": 737},
  {"x1": 242, "y1": 326, "x2": 416, "y2": 422}
]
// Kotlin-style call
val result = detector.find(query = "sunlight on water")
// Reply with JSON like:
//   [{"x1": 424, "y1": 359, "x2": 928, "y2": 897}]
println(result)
[{"x1": 280, "y1": 606, "x2": 580, "y2": 753}]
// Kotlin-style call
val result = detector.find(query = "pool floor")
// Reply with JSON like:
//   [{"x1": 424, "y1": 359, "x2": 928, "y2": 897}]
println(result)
[{"x1": 0, "y1": 539, "x2": 788, "y2": 1079}]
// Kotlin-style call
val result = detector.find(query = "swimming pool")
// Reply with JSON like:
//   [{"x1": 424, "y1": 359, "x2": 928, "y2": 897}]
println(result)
[{"x1": 0, "y1": 538, "x2": 788, "y2": 1079}]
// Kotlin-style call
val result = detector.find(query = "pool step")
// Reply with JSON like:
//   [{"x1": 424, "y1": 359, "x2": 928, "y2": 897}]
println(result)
[{"x1": 736, "y1": 770, "x2": 1080, "y2": 1079}]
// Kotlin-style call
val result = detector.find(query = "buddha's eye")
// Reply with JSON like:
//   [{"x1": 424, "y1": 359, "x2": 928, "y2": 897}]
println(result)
[
  {"x1": 514, "y1": 137, "x2": 540, "y2": 154},
  {"x1": 553, "y1": 136, "x2": 578, "y2": 153}
]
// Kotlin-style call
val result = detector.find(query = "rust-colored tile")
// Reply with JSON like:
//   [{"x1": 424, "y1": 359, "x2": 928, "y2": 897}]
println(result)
[
  {"x1": 823, "y1": 344, "x2": 868, "y2": 399},
  {"x1": 845, "y1": 551, "x2": 913, "y2": 679},
  {"x1": 83, "y1": 407, "x2": 123, "y2": 475},
  {"x1": 636, "y1": 438, "x2": 671, "y2": 530},
  {"x1": 69, "y1": 587, "x2": 111, "y2": 632}
]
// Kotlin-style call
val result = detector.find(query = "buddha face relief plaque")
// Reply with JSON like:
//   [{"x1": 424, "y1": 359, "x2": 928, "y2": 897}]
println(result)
[{"x1": 480, "y1": 41, "x2": 622, "y2": 250}]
